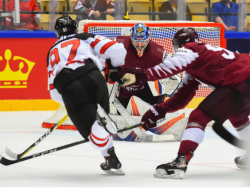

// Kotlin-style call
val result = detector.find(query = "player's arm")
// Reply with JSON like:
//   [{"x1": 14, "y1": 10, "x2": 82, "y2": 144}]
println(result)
[
  {"x1": 87, "y1": 34, "x2": 126, "y2": 67},
  {"x1": 159, "y1": 73, "x2": 199, "y2": 113},
  {"x1": 141, "y1": 73, "x2": 199, "y2": 130},
  {"x1": 120, "y1": 47, "x2": 198, "y2": 86},
  {"x1": 145, "y1": 48, "x2": 198, "y2": 81},
  {"x1": 86, "y1": 34, "x2": 126, "y2": 82}
]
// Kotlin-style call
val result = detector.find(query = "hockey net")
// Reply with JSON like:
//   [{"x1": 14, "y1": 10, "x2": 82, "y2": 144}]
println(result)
[{"x1": 42, "y1": 20, "x2": 225, "y2": 130}]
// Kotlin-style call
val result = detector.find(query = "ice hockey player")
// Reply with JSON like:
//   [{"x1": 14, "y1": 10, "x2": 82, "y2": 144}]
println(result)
[
  {"x1": 47, "y1": 16, "x2": 126, "y2": 175},
  {"x1": 122, "y1": 27, "x2": 250, "y2": 178},
  {"x1": 107, "y1": 23, "x2": 169, "y2": 109},
  {"x1": 106, "y1": 23, "x2": 183, "y2": 142}
]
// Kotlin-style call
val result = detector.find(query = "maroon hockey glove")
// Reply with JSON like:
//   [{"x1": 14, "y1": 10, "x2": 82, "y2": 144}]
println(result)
[{"x1": 141, "y1": 104, "x2": 166, "y2": 131}]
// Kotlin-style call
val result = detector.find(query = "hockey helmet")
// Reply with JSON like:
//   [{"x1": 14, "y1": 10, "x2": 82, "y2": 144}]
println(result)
[
  {"x1": 130, "y1": 23, "x2": 151, "y2": 57},
  {"x1": 172, "y1": 27, "x2": 199, "y2": 53},
  {"x1": 54, "y1": 16, "x2": 77, "y2": 38}
]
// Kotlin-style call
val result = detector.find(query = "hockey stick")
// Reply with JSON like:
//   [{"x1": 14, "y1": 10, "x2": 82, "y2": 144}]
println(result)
[
  {"x1": 0, "y1": 140, "x2": 88, "y2": 166},
  {"x1": 112, "y1": 98, "x2": 175, "y2": 141},
  {"x1": 5, "y1": 114, "x2": 69, "y2": 160},
  {"x1": 212, "y1": 122, "x2": 246, "y2": 149},
  {"x1": 0, "y1": 122, "x2": 143, "y2": 166},
  {"x1": 117, "y1": 122, "x2": 143, "y2": 133}
]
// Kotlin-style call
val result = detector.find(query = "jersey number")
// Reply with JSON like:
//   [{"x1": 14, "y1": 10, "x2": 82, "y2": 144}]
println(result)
[
  {"x1": 50, "y1": 39, "x2": 80, "y2": 68},
  {"x1": 205, "y1": 44, "x2": 235, "y2": 59}
]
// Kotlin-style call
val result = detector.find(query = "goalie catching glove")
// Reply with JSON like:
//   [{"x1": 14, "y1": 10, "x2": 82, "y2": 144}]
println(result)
[{"x1": 141, "y1": 104, "x2": 166, "y2": 131}]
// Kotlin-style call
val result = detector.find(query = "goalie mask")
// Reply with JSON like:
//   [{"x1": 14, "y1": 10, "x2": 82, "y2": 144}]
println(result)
[
  {"x1": 172, "y1": 27, "x2": 199, "y2": 54},
  {"x1": 131, "y1": 23, "x2": 150, "y2": 57},
  {"x1": 54, "y1": 16, "x2": 77, "y2": 38}
]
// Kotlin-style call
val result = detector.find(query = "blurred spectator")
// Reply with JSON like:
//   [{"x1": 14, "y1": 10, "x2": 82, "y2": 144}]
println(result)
[
  {"x1": 74, "y1": 0, "x2": 115, "y2": 23},
  {"x1": 6, "y1": 0, "x2": 41, "y2": 31},
  {"x1": 158, "y1": 0, "x2": 192, "y2": 21},
  {"x1": 0, "y1": 0, "x2": 3, "y2": 11},
  {"x1": 0, "y1": 0, "x2": 10, "y2": 30},
  {"x1": 212, "y1": 0, "x2": 248, "y2": 31}
]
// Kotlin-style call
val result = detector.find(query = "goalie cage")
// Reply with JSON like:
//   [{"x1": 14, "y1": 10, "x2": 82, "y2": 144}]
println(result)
[{"x1": 42, "y1": 20, "x2": 225, "y2": 137}]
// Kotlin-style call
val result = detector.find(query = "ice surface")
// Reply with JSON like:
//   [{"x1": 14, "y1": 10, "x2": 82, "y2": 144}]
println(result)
[{"x1": 0, "y1": 111, "x2": 249, "y2": 187}]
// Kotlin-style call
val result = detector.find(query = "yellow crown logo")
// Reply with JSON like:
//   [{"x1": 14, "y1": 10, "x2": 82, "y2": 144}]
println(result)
[{"x1": 0, "y1": 49, "x2": 35, "y2": 88}]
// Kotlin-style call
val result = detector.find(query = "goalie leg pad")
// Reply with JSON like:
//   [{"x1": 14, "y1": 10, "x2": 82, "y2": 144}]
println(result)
[{"x1": 126, "y1": 96, "x2": 151, "y2": 116}]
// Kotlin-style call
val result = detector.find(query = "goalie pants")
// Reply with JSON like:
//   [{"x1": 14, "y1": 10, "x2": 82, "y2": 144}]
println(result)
[
  {"x1": 54, "y1": 60, "x2": 110, "y2": 140},
  {"x1": 178, "y1": 77, "x2": 250, "y2": 156}
]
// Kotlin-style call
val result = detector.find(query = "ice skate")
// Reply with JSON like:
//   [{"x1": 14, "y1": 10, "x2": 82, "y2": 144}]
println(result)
[
  {"x1": 235, "y1": 155, "x2": 249, "y2": 169},
  {"x1": 100, "y1": 147, "x2": 125, "y2": 175},
  {"x1": 154, "y1": 152, "x2": 193, "y2": 179}
]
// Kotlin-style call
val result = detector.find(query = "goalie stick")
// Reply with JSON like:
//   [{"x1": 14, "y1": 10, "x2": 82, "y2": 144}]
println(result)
[
  {"x1": 0, "y1": 123, "x2": 143, "y2": 166},
  {"x1": 212, "y1": 122, "x2": 246, "y2": 149},
  {"x1": 5, "y1": 114, "x2": 69, "y2": 160}
]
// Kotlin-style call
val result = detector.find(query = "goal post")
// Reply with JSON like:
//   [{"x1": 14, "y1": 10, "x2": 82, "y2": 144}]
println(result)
[{"x1": 42, "y1": 20, "x2": 225, "y2": 131}]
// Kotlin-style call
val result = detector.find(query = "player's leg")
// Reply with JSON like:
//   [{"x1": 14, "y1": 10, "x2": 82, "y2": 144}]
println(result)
[
  {"x1": 154, "y1": 85, "x2": 244, "y2": 178},
  {"x1": 58, "y1": 69, "x2": 124, "y2": 175},
  {"x1": 87, "y1": 70, "x2": 125, "y2": 175},
  {"x1": 229, "y1": 108, "x2": 250, "y2": 169},
  {"x1": 154, "y1": 107, "x2": 212, "y2": 179},
  {"x1": 218, "y1": 79, "x2": 250, "y2": 169}
]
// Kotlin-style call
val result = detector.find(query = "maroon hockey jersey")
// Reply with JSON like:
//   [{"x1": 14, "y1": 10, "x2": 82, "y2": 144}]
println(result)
[
  {"x1": 145, "y1": 42, "x2": 250, "y2": 112},
  {"x1": 116, "y1": 36, "x2": 165, "y2": 99}
]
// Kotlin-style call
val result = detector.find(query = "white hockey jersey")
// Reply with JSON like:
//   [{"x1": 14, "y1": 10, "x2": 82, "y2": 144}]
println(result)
[{"x1": 47, "y1": 33, "x2": 127, "y2": 105}]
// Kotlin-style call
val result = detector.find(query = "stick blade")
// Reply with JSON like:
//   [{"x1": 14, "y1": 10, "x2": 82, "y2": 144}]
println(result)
[
  {"x1": 5, "y1": 147, "x2": 18, "y2": 160},
  {"x1": 0, "y1": 154, "x2": 14, "y2": 166},
  {"x1": 212, "y1": 122, "x2": 246, "y2": 149}
]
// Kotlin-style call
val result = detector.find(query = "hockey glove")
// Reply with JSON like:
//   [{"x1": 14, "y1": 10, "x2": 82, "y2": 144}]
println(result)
[
  {"x1": 117, "y1": 68, "x2": 146, "y2": 86},
  {"x1": 104, "y1": 59, "x2": 121, "y2": 84},
  {"x1": 141, "y1": 104, "x2": 166, "y2": 131}
]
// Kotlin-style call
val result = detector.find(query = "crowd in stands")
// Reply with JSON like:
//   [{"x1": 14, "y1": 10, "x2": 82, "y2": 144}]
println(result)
[{"x1": 0, "y1": 0, "x2": 248, "y2": 32}]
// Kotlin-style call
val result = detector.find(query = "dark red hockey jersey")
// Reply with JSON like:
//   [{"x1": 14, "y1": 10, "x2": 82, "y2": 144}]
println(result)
[
  {"x1": 145, "y1": 42, "x2": 250, "y2": 112},
  {"x1": 116, "y1": 36, "x2": 165, "y2": 99}
]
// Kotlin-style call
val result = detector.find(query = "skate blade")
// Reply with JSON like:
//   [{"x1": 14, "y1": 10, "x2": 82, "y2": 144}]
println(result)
[
  {"x1": 154, "y1": 169, "x2": 184, "y2": 179},
  {"x1": 236, "y1": 164, "x2": 249, "y2": 170},
  {"x1": 103, "y1": 168, "x2": 125, "y2": 175}
]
